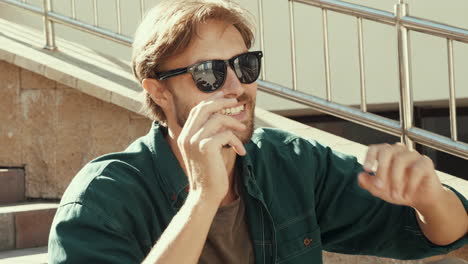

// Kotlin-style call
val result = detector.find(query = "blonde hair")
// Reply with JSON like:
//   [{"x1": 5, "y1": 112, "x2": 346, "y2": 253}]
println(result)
[{"x1": 131, "y1": 0, "x2": 255, "y2": 124}]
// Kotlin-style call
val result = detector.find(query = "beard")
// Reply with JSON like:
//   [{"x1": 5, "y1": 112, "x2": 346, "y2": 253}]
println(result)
[{"x1": 173, "y1": 92, "x2": 256, "y2": 144}]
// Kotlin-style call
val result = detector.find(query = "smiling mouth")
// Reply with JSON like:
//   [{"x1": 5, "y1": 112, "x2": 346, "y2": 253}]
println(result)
[{"x1": 218, "y1": 104, "x2": 245, "y2": 116}]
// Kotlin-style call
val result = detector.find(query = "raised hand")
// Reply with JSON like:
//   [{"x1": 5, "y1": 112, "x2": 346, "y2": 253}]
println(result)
[
  {"x1": 358, "y1": 143, "x2": 445, "y2": 209},
  {"x1": 177, "y1": 91, "x2": 246, "y2": 203}
]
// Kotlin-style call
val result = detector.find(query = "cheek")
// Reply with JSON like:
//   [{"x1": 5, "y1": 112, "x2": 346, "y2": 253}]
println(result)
[
  {"x1": 165, "y1": 77, "x2": 197, "y2": 104},
  {"x1": 171, "y1": 88, "x2": 208, "y2": 115},
  {"x1": 248, "y1": 81, "x2": 258, "y2": 91},
  {"x1": 246, "y1": 83, "x2": 257, "y2": 99}
]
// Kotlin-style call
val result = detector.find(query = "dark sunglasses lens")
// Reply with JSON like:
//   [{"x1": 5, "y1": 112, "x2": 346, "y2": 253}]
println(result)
[
  {"x1": 233, "y1": 53, "x2": 261, "y2": 84},
  {"x1": 192, "y1": 61, "x2": 226, "y2": 92}
]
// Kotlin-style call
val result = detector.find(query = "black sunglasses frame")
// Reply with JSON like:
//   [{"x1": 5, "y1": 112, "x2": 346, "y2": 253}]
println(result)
[{"x1": 155, "y1": 51, "x2": 263, "y2": 92}]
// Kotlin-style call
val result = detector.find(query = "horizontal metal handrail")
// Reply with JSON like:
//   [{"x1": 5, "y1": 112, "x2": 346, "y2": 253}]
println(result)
[
  {"x1": 1, "y1": 0, "x2": 42, "y2": 15},
  {"x1": 0, "y1": 0, "x2": 132, "y2": 46},
  {"x1": 294, "y1": 0, "x2": 395, "y2": 26},
  {"x1": 294, "y1": 0, "x2": 468, "y2": 43},
  {"x1": 257, "y1": 80, "x2": 402, "y2": 136},
  {"x1": 48, "y1": 11, "x2": 132, "y2": 46},
  {"x1": 408, "y1": 128, "x2": 468, "y2": 159},
  {"x1": 258, "y1": 80, "x2": 468, "y2": 160},
  {"x1": 278, "y1": 0, "x2": 468, "y2": 160},
  {"x1": 401, "y1": 16, "x2": 468, "y2": 44}
]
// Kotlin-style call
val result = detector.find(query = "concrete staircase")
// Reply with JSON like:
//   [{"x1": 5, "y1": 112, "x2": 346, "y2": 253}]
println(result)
[{"x1": 0, "y1": 168, "x2": 57, "y2": 262}]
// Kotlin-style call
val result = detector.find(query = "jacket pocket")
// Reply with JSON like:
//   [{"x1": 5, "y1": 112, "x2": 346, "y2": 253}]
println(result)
[{"x1": 276, "y1": 225, "x2": 322, "y2": 263}]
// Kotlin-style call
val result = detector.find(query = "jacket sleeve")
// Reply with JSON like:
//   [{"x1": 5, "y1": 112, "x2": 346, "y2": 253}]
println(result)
[
  {"x1": 308, "y1": 140, "x2": 468, "y2": 260},
  {"x1": 48, "y1": 202, "x2": 145, "y2": 264}
]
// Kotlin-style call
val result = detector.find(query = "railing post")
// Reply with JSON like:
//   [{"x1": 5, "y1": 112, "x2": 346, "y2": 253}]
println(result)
[
  {"x1": 447, "y1": 39, "x2": 458, "y2": 141},
  {"x1": 42, "y1": 0, "x2": 56, "y2": 50},
  {"x1": 357, "y1": 17, "x2": 367, "y2": 112},
  {"x1": 116, "y1": 0, "x2": 122, "y2": 34},
  {"x1": 288, "y1": 0, "x2": 298, "y2": 91},
  {"x1": 257, "y1": 0, "x2": 266, "y2": 80},
  {"x1": 140, "y1": 0, "x2": 145, "y2": 20},
  {"x1": 322, "y1": 8, "x2": 332, "y2": 101},
  {"x1": 93, "y1": 0, "x2": 98, "y2": 27},
  {"x1": 395, "y1": 0, "x2": 414, "y2": 149},
  {"x1": 71, "y1": 0, "x2": 76, "y2": 19}
]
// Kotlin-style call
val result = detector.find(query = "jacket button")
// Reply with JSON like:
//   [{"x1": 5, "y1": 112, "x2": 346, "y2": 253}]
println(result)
[
  {"x1": 304, "y1": 238, "x2": 312, "y2": 246},
  {"x1": 171, "y1": 194, "x2": 177, "y2": 201}
]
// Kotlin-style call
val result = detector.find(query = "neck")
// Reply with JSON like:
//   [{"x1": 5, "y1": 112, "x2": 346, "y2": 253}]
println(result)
[{"x1": 165, "y1": 126, "x2": 238, "y2": 205}]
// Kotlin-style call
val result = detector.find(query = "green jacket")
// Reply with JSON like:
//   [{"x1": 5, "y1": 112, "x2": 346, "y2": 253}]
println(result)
[{"x1": 48, "y1": 122, "x2": 467, "y2": 264}]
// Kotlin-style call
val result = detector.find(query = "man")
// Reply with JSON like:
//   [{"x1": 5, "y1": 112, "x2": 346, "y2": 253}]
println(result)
[{"x1": 48, "y1": 0, "x2": 468, "y2": 263}]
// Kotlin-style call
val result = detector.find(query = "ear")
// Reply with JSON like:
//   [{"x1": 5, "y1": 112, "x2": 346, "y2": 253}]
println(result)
[{"x1": 142, "y1": 78, "x2": 171, "y2": 109}]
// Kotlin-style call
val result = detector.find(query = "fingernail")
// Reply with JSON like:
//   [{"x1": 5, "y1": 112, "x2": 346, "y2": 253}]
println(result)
[{"x1": 363, "y1": 161, "x2": 372, "y2": 171}]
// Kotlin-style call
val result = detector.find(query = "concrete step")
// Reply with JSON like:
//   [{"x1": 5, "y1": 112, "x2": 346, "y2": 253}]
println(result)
[
  {"x1": 0, "y1": 202, "x2": 58, "y2": 251},
  {"x1": 0, "y1": 246, "x2": 47, "y2": 264},
  {"x1": 0, "y1": 168, "x2": 25, "y2": 204}
]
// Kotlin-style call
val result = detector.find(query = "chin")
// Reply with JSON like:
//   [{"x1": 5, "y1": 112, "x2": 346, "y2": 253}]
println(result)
[{"x1": 236, "y1": 122, "x2": 255, "y2": 144}]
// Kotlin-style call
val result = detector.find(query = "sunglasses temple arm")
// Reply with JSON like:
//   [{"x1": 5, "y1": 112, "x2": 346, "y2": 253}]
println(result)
[{"x1": 157, "y1": 68, "x2": 189, "y2": 80}]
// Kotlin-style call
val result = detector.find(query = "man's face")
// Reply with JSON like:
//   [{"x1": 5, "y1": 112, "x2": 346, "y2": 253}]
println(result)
[{"x1": 160, "y1": 20, "x2": 257, "y2": 143}]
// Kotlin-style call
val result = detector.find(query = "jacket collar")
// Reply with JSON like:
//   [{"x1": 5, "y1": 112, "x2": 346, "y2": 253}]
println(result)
[{"x1": 150, "y1": 122, "x2": 188, "y2": 207}]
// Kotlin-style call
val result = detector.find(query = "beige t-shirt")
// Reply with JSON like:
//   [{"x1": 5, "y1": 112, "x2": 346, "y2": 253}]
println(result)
[{"x1": 198, "y1": 183, "x2": 255, "y2": 264}]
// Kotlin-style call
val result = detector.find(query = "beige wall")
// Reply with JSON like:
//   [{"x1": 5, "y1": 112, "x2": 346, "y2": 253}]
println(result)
[
  {"x1": 1, "y1": 0, "x2": 467, "y2": 114},
  {"x1": 251, "y1": 0, "x2": 468, "y2": 112},
  {"x1": 0, "y1": 60, "x2": 152, "y2": 199}
]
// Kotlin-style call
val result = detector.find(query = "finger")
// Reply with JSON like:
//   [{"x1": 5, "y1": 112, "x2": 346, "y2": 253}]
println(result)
[
  {"x1": 224, "y1": 133, "x2": 247, "y2": 156},
  {"x1": 220, "y1": 130, "x2": 246, "y2": 156},
  {"x1": 364, "y1": 143, "x2": 406, "y2": 172},
  {"x1": 401, "y1": 158, "x2": 427, "y2": 206},
  {"x1": 388, "y1": 150, "x2": 420, "y2": 200},
  {"x1": 201, "y1": 130, "x2": 246, "y2": 156},
  {"x1": 374, "y1": 144, "x2": 394, "y2": 187},
  {"x1": 196, "y1": 113, "x2": 246, "y2": 139},
  {"x1": 363, "y1": 145, "x2": 379, "y2": 171},
  {"x1": 180, "y1": 91, "x2": 224, "y2": 138},
  {"x1": 375, "y1": 143, "x2": 409, "y2": 191},
  {"x1": 358, "y1": 172, "x2": 383, "y2": 196},
  {"x1": 184, "y1": 91, "x2": 228, "y2": 127}
]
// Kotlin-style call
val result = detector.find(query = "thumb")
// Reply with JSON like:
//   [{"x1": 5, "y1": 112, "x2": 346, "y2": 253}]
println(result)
[{"x1": 358, "y1": 172, "x2": 381, "y2": 193}]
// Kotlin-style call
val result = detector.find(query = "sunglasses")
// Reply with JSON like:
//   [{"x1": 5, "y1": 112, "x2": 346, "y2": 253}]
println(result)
[{"x1": 155, "y1": 51, "x2": 263, "y2": 93}]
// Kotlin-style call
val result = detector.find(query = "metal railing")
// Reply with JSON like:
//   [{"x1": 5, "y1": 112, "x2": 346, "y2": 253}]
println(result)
[
  {"x1": 1, "y1": 0, "x2": 467, "y2": 160},
  {"x1": 1, "y1": 0, "x2": 134, "y2": 47},
  {"x1": 258, "y1": 0, "x2": 468, "y2": 160}
]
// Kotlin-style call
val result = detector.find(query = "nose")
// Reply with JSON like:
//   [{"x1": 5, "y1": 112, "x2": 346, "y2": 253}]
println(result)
[{"x1": 222, "y1": 67, "x2": 244, "y2": 98}]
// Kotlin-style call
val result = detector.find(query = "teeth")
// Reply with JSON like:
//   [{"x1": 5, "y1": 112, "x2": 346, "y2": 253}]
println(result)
[{"x1": 219, "y1": 105, "x2": 245, "y2": 116}]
